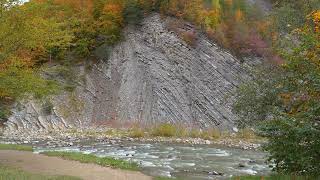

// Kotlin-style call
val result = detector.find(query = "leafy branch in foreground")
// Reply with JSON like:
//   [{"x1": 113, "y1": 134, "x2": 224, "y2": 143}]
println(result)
[{"x1": 233, "y1": 10, "x2": 320, "y2": 176}]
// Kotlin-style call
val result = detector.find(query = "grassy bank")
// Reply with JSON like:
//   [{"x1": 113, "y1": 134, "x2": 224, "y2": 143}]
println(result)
[
  {"x1": 232, "y1": 175, "x2": 318, "y2": 180},
  {"x1": 155, "y1": 175, "x2": 318, "y2": 180},
  {"x1": 0, "y1": 144, "x2": 33, "y2": 151},
  {"x1": 68, "y1": 124, "x2": 263, "y2": 143},
  {"x1": 41, "y1": 151, "x2": 139, "y2": 171},
  {"x1": 0, "y1": 144, "x2": 139, "y2": 171},
  {"x1": 0, "y1": 165, "x2": 81, "y2": 180}
]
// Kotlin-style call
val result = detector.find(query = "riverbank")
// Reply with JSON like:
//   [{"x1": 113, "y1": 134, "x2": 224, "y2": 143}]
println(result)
[
  {"x1": 0, "y1": 141, "x2": 270, "y2": 180},
  {"x1": 1, "y1": 127, "x2": 265, "y2": 151},
  {"x1": 0, "y1": 150, "x2": 151, "y2": 180}
]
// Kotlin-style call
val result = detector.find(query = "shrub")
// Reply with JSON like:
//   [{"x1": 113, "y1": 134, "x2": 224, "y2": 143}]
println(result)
[
  {"x1": 234, "y1": 17, "x2": 320, "y2": 175},
  {"x1": 237, "y1": 128, "x2": 256, "y2": 139},
  {"x1": 207, "y1": 128, "x2": 221, "y2": 139},
  {"x1": 151, "y1": 123, "x2": 176, "y2": 137},
  {"x1": 129, "y1": 127, "x2": 145, "y2": 138},
  {"x1": 181, "y1": 31, "x2": 197, "y2": 47},
  {"x1": 123, "y1": 1, "x2": 143, "y2": 25},
  {"x1": 42, "y1": 100, "x2": 54, "y2": 115},
  {"x1": 175, "y1": 125, "x2": 189, "y2": 138},
  {"x1": 260, "y1": 117, "x2": 320, "y2": 175},
  {"x1": 0, "y1": 107, "x2": 10, "y2": 122},
  {"x1": 190, "y1": 129, "x2": 202, "y2": 138},
  {"x1": 189, "y1": 128, "x2": 221, "y2": 139},
  {"x1": 167, "y1": 20, "x2": 183, "y2": 33}
]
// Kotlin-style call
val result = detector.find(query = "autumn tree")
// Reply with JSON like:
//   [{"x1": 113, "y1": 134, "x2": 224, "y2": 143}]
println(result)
[{"x1": 234, "y1": 10, "x2": 320, "y2": 175}]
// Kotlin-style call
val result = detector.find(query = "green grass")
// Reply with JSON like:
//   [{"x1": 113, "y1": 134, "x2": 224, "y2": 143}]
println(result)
[
  {"x1": 232, "y1": 175, "x2": 319, "y2": 180},
  {"x1": 0, "y1": 144, "x2": 33, "y2": 151},
  {"x1": 41, "y1": 151, "x2": 139, "y2": 171},
  {"x1": 151, "y1": 123, "x2": 176, "y2": 137},
  {"x1": 155, "y1": 175, "x2": 319, "y2": 180},
  {"x1": 153, "y1": 178, "x2": 171, "y2": 180},
  {"x1": 0, "y1": 165, "x2": 81, "y2": 180},
  {"x1": 154, "y1": 177, "x2": 182, "y2": 180},
  {"x1": 129, "y1": 127, "x2": 146, "y2": 138}
]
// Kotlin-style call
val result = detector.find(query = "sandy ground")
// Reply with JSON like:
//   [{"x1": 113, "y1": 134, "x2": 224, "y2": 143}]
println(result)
[{"x1": 0, "y1": 150, "x2": 152, "y2": 180}]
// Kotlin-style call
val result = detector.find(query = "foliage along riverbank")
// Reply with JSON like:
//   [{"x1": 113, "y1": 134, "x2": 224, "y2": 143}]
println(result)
[{"x1": 1, "y1": 124, "x2": 265, "y2": 150}]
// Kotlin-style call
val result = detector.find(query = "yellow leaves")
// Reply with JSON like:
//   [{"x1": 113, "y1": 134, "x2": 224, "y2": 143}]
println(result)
[
  {"x1": 312, "y1": 10, "x2": 320, "y2": 23},
  {"x1": 225, "y1": 0, "x2": 233, "y2": 7},
  {"x1": 54, "y1": 0, "x2": 94, "y2": 13},
  {"x1": 312, "y1": 10, "x2": 320, "y2": 33},
  {"x1": 203, "y1": 9, "x2": 220, "y2": 29},
  {"x1": 103, "y1": 2, "x2": 123, "y2": 24},
  {"x1": 211, "y1": 0, "x2": 220, "y2": 10},
  {"x1": 305, "y1": 10, "x2": 320, "y2": 35},
  {"x1": 235, "y1": 9, "x2": 243, "y2": 22},
  {"x1": 103, "y1": 3, "x2": 123, "y2": 15}
]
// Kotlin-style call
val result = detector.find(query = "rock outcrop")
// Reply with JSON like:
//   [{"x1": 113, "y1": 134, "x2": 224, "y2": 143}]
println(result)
[{"x1": 4, "y1": 14, "x2": 255, "y2": 133}]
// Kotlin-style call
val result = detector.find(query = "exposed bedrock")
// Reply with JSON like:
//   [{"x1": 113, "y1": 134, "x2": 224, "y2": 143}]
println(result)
[{"x1": 4, "y1": 14, "x2": 257, "y2": 133}]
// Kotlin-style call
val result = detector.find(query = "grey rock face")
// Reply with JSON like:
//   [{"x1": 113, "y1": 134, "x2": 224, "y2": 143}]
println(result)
[{"x1": 5, "y1": 14, "x2": 254, "y2": 133}]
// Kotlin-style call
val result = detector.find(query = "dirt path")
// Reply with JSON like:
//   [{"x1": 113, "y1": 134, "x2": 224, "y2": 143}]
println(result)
[{"x1": 0, "y1": 150, "x2": 152, "y2": 180}]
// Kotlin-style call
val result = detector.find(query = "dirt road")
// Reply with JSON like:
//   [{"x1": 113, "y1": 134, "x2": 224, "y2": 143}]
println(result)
[{"x1": 0, "y1": 150, "x2": 152, "y2": 180}]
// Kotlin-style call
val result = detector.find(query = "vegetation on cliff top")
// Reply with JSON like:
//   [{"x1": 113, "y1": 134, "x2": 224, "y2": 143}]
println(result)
[
  {"x1": 0, "y1": 0, "x2": 286, "y2": 122},
  {"x1": 0, "y1": 0, "x2": 277, "y2": 121}
]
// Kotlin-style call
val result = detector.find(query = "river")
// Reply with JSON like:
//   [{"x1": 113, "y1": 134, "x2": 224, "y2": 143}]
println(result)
[{"x1": 34, "y1": 140, "x2": 271, "y2": 179}]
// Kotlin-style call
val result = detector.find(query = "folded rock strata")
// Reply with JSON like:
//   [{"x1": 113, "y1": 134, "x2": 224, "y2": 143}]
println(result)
[{"x1": 4, "y1": 14, "x2": 256, "y2": 133}]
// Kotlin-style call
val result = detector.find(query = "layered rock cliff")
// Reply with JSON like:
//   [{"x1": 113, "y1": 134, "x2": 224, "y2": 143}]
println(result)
[{"x1": 4, "y1": 14, "x2": 256, "y2": 133}]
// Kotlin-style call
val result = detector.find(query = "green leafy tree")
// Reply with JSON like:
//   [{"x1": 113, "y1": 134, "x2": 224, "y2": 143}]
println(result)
[
  {"x1": 123, "y1": 1, "x2": 143, "y2": 25},
  {"x1": 234, "y1": 10, "x2": 320, "y2": 175}
]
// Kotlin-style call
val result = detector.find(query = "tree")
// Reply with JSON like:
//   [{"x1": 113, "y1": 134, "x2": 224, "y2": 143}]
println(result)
[
  {"x1": 0, "y1": 60, "x2": 59, "y2": 100},
  {"x1": 0, "y1": 0, "x2": 18, "y2": 17},
  {"x1": 123, "y1": 0, "x2": 143, "y2": 25},
  {"x1": 234, "y1": 10, "x2": 320, "y2": 175}
]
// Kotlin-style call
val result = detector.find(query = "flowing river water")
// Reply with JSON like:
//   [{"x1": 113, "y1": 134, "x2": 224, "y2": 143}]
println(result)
[{"x1": 33, "y1": 140, "x2": 271, "y2": 179}]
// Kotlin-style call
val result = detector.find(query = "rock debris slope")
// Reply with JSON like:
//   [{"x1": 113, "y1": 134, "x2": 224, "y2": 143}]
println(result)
[{"x1": 5, "y1": 14, "x2": 253, "y2": 132}]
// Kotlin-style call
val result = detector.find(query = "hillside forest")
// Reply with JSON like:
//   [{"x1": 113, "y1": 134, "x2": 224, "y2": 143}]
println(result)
[{"x1": 0, "y1": 0, "x2": 320, "y2": 177}]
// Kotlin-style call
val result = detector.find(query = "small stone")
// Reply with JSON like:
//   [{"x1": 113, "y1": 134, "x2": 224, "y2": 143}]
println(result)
[
  {"x1": 232, "y1": 127, "x2": 239, "y2": 133},
  {"x1": 207, "y1": 171, "x2": 223, "y2": 176},
  {"x1": 204, "y1": 140, "x2": 211, "y2": 145},
  {"x1": 23, "y1": 141, "x2": 29, "y2": 144},
  {"x1": 167, "y1": 155, "x2": 174, "y2": 159},
  {"x1": 238, "y1": 163, "x2": 246, "y2": 168}
]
